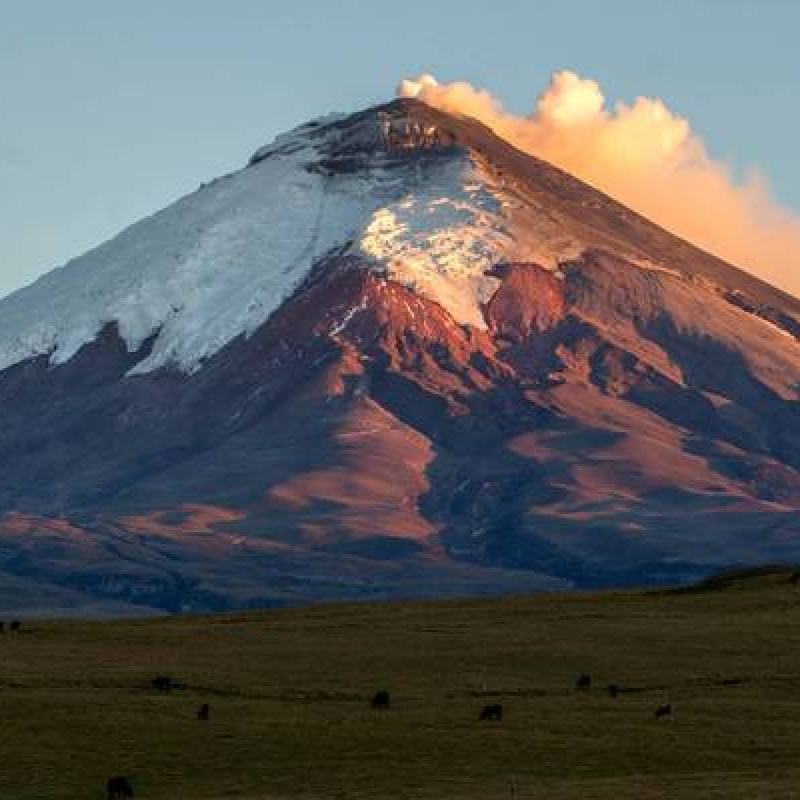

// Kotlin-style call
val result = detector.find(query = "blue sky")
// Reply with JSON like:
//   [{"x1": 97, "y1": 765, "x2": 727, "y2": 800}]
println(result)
[{"x1": 1, "y1": 0, "x2": 798, "y2": 299}]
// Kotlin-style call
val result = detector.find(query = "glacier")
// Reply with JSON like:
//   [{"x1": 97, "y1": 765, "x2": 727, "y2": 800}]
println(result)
[{"x1": 0, "y1": 111, "x2": 530, "y2": 374}]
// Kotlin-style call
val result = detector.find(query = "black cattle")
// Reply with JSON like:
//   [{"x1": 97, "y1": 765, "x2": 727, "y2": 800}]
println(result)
[
  {"x1": 370, "y1": 691, "x2": 391, "y2": 710},
  {"x1": 655, "y1": 703, "x2": 672, "y2": 719},
  {"x1": 151, "y1": 676, "x2": 173, "y2": 692},
  {"x1": 479, "y1": 704, "x2": 503, "y2": 721},
  {"x1": 790, "y1": 572, "x2": 800, "y2": 585},
  {"x1": 576, "y1": 673, "x2": 591, "y2": 690},
  {"x1": 9, "y1": 620, "x2": 21, "y2": 633},
  {"x1": 107, "y1": 776, "x2": 134, "y2": 799},
  {"x1": 197, "y1": 703, "x2": 211, "y2": 720},
  {"x1": 0, "y1": 621, "x2": 5, "y2": 633},
  {"x1": 608, "y1": 684, "x2": 619, "y2": 698}
]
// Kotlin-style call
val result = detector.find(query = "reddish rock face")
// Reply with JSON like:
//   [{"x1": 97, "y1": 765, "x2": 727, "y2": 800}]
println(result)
[
  {"x1": 484, "y1": 263, "x2": 566, "y2": 340},
  {"x1": 3, "y1": 101, "x2": 800, "y2": 614}
]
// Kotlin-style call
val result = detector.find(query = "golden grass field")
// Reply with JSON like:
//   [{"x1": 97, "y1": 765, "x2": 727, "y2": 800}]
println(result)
[{"x1": 2, "y1": 569, "x2": 800, "y2": 799}]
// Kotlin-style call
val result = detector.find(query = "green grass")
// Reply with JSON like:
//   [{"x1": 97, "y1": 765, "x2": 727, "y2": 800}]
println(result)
[{"x1": 2, "y1": 571, "x2": 800, "y2": 798}]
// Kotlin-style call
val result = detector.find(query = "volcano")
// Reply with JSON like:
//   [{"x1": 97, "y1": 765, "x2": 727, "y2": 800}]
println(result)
[{"x1": 2, "y1": 98, "x2": 800, "y2": 614}]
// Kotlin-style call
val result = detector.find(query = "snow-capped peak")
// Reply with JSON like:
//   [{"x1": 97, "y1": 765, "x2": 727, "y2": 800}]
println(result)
[{"x1": 0, "y1": 104, "x2": 536, "y2": 374}]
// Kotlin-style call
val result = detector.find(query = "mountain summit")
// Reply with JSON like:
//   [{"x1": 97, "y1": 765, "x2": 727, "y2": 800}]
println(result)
[{"x1": 3, "y1": 99, "x2": 800, "y2": 614}]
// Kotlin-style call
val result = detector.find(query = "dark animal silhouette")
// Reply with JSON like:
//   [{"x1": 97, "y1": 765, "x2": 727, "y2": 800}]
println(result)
[
  {"x1": 655, "y1": 703, "x2": 672, "y2": 719},
  {"x1": 370, "y1": 690, "x2": 390, "y2": 710},
  {"x1": 151, "y1": 676, "x2": 173, "y2": 692},
  {"x1": 107, "y1": 776, "x2": 134, "y2": 799},
  {"x1": 0, "y1": 621, "x2": 5, "y2": 633},
  {"x1": 479, "y1": 704, "x2": 503, "y2": 721},
  {"x1": 608, "y1": 684, "x2": 619, "y2": 698},
  {"x1": 790, "y1": 572, "x2": 800, "y2": 585},
  {"x1": 197, "y1": 703, "x2": 210, "y2": 720},
  {"x1": 576, "y1": 673, "x2": 591, "y2": 690},
  {"x1": 10, "y1": 620, "x2": 21, "y2": 632}
]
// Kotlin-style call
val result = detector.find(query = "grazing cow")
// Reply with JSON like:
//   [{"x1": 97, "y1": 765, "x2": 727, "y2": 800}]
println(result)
[
  {"x1": 197, "y1": 703, "x2": 211, "y2": 720},
  {"x1": 608, "y1": 684, "x2": 619, "y2": 698},
  {"x1": 151, "y1": 676, "x2": 173, "y2": 692},
  {"x1": 479, "y1": 704, "x2": 503, "y2": 721},
  {"x1": 790, "y1": 572, "x2": 800, "y2": 585},
  {"x1": 655, "y1": 703, "x2": 672, "y2": 719},
  {"x1": 9, "y1": 620, "x2": 21, "y2": 633},
  {"x1": 576, "y1": 673, "x2": 591, "y2": 690},
  {"x1": 370, "y1": 690, "x2": 391, "y2": 710},
  {"x1": 107, "y1": 776, "x2": 134, "y2": 799}
]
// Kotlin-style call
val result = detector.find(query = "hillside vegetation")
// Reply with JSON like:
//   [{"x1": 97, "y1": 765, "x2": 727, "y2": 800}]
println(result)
[{"x1": 1, "y1": 570, "x2": 800, "y2": 799}]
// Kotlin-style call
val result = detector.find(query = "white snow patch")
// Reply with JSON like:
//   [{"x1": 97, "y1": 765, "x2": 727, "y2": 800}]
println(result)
[
  {"x1": 628, "y1": 256, "x2": 683, "y2": 279},
  {"x1": 357, "y1": 158, "x2": 525, "y2": 329},
  {"x1": 0, "y1": 122, "x2": 383, "y2": 374},
  {"x1": 330, "y1": 297, "x2": 369, "y2": 337}
]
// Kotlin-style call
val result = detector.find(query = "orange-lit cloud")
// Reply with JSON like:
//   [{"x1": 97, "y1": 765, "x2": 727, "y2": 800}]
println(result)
[{"x1": 398, "y1": 72, "x2": 800, "y2": 295}]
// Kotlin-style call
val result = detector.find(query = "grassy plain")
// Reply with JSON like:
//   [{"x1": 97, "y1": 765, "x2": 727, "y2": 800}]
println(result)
[{"x1": 1, "y1": 570, "x2": 800, "y2": 798}]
